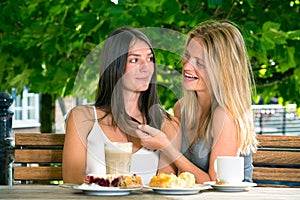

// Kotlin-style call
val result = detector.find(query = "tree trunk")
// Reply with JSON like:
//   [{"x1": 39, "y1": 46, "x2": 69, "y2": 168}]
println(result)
[{"x1": 40, "y1": 93, "x2": 55, "y2": 133}]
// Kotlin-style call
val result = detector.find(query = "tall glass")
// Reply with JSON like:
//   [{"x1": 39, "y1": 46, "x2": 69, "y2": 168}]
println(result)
[{"x1": 105, "y1": 142, "x2": 133, "y2": 175}]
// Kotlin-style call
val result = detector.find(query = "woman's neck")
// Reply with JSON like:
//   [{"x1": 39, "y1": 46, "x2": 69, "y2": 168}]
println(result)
[
  {"x1": 196, "y1": 90, "x2": 211, "y2": 119},
  {"x1": 123, "y1": 90, "x2": 143, "y2": 119}
]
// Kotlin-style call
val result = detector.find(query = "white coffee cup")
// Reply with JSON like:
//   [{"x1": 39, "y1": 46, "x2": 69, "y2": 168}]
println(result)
[
  {"x1": 105, "y1": 142, "x2": 133, "y2": 175},
  {"x1": 214, "y1": 156, "x2": 244, "y2": 184}
]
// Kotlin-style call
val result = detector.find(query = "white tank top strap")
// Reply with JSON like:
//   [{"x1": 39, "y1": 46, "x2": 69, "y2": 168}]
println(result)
[{"x1": 93, "y1": 106, "x2": 97, "y2": 121}]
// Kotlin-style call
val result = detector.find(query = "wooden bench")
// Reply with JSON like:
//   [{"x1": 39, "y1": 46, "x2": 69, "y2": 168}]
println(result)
[
  {"x1": 13, "y1": 133, "x2": 65, "y2": 184},
  {"x1": 253, "y1": 135, "x2": 300, "y2": 187},
  {"x1": 12, "y1": 133, "x2": 300, "y2": 186}
]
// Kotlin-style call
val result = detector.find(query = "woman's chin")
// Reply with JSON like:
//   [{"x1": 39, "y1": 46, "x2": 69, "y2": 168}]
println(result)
[
  {"x1": 135, "y1": 85, "x2": 150, "y2": 92},
  {"x1": 182, "y1": 83, "x2": 196, "y2": 91}
]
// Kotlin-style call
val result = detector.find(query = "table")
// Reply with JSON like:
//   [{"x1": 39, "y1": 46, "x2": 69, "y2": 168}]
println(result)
[{"x1": 0, "y1": 185, "x2": 299, "y2": 200}]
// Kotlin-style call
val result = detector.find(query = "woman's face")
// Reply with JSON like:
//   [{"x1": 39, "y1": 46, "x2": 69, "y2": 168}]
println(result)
[
  {"x1": 122, "y1": 39, "x2": 154, "y2": 92},
  {"x1": 182, "y1": 38, "x2": 209, "y2": 92}
]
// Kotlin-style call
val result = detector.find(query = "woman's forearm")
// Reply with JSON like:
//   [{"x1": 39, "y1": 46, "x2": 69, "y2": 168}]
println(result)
[
  {"x1": 160, "y1": 144, "x2": 211, "y2": 183},
  {"x1": 136, "y1": 125, "x2": 212, "y2": 183}
]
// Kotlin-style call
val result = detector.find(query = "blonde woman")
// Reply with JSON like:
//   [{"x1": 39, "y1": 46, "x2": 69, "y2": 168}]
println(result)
[{"x1": 136, "y1": 20, "x2": 258, "y2": 184}]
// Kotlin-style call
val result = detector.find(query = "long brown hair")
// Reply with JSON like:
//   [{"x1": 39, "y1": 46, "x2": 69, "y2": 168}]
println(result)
[{"x1": 95, "y1": 26, "x2": 169, "y2": 133}]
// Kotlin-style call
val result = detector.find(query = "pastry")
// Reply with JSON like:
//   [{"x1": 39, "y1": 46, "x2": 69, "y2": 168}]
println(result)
[
  {"x1": 84, "y1": 174, "x2": 143, "y2": 189},
  {"x1": 178, "y1": 172, "x2": 196, "y2": 188},
  {"x1": 149, "y1": 172, "x2": 196, "y2": 188}
]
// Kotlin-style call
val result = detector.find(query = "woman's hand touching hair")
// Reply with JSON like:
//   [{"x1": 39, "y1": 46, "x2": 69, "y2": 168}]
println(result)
[
  {"x1": 136, "y1": 124, "x2": 181, "y2": 161},
  {"x1": 136, "y1": 124, "x2": 170, "y2": 151}
]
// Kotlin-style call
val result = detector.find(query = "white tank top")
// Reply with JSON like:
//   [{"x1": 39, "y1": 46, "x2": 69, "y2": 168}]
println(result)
[{"x1": 85, "y1": 106, "x2": 159, "y2": 184}]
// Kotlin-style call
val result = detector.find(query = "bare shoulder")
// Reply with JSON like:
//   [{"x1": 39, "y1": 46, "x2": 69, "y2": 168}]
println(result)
[
  {"x1": 173, "y1": 99, "x2": 183, "y2": 120},
  {"x1": 211, "y1": 106, "x2": 236, "y2": 139},
  {"x1": 161, "y1": 114, "x2": 180, "y2": 139},
  {"x1": 68, "y1": 105, "x2": 94, "y2": 119},
  {"x1": 66, "y1": 105, "x2": 95, "y2": 138},
  {"x1": 212, "y1": 106, "x2": 234, "y2": 123},
  {"x1": 168, "y1": 114, "x2": 180, "y2": 127}
]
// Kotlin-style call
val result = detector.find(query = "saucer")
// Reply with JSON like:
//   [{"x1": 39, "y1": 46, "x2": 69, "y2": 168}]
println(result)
[{"x1": 211, "y1": 182, "x2": 257, "y2": 192}]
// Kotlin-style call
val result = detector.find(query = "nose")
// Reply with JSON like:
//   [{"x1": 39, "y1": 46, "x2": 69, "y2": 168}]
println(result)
[
  {"x1": 139, "y1": 58, "x2": 151, "y2": 72},
  {"x1": 183, "y1": 58, "x2": 194, "y2": 70}
]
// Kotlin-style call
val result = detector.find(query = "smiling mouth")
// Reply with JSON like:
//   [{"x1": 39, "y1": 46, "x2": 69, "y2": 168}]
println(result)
[{"x1": 184, "y1": 73, "x2": 198, "y2": 80}]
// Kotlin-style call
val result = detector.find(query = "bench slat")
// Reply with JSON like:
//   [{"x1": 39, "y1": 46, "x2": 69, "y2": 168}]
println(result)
[
  {"x1": 14, "y1": 149, "x2": 63, "y2": 163},
  {"x1": 257, "y1": 135, "x2": 300, "y2": 148},
  {"x1": 253, "y1": 150, "x2": 300, "y2": 165},
  {"x1": 15, "y1": 133, "x2": 65, "y2": 146},
  {"x1": 14, "y1": 166, "x2": 63, "y2": 181},
  {"x1": 253, "y1": 167, "x2": 300, "y2": 182}
]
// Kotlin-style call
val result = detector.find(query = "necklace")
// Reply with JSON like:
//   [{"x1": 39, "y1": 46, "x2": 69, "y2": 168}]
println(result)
[
  {"x1": 125, "y1": 112, "x2": 144, "y2": 125},
  {"x1": 130, "y1": 116, "x2": 143, "y2": 125}
]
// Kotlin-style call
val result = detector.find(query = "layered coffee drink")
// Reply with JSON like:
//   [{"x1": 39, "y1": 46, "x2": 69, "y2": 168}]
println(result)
[{"x1": 105, "y1": 142, "x2": 132, "y2": 174}]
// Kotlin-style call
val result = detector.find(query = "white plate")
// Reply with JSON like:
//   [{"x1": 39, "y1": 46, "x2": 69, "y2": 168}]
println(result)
[
  {"x1": 211, "y1": 182, "x2": 257, "y2": 192},
  {"x1": 73, "y1": 184, "x2": 142, "y2": 196},
  {"x1": 143, "y1": 184, "x2": 211, "y2": 195}
]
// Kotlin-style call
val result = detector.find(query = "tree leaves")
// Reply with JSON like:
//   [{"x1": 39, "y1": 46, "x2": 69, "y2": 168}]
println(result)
[{"x1": 0, "y1": 0, "x2": 299, "y2": 108}]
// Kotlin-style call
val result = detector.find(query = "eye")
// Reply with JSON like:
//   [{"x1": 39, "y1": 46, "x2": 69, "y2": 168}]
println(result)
[
  {"x1": 184, "y1": 52, "x2": 190, "y2": 60},
  {"x1": 147, "y1": 56, "x2": 154, "y2": 62},
  {"x1": 196, "y1": 60, "x2": 205, "y2": 68},
  {"x1": 182, "y1": 52, "x2": 190, "y2": 65},
  {"x1": 129, "y1": 58, "x2": 138, "y2": 63}
]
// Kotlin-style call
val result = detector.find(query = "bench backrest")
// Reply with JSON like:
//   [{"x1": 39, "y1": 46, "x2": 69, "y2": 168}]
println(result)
[
  {"x1": 253, "y1": 135, "x2": 300, "y2": 187},
  {"x1": 14, "y1": 133, "x2": 65, "y2": 184},
  {"x1": 13, "y1": 133, "x2": 300, "y2": 186}
]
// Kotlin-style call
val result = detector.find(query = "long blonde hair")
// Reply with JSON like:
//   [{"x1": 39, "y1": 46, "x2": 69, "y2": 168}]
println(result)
[{"x1": 182, "y1": 20, "x2": 257, "y2": 154}]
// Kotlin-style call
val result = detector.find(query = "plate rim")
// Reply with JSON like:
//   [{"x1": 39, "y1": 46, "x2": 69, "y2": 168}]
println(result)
[
  {"x1": 73, "y1": 184, "x2": 142, "y2": 192},
  {"x1": 211, "y1": 182, "x2": 257, "y2": 188},
  {"x1": 81, "y1": 190, "x2": 131, "y2": 196},
  {"x1": 143, "y1": 184, "x2": 211, "y2": 191}
]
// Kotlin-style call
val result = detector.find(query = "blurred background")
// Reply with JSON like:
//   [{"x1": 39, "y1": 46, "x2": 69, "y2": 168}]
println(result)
[{"x1": 0, "y1": 0, "x2": 299, "y2": 135}]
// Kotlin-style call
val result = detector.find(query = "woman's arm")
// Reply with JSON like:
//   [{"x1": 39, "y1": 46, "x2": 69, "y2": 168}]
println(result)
[
  {"x1": 136, "y1": 124, "x2": 210, "y2": 183},
  {"x1": 136, "y1": 108, "x2": 239, "y2": 183},
  {"x1": 207, "y1": 107, "x2": 239, "y2": 181},
  {"x1": 157, "y1": 116, "x2": 181, "y2": 175},
  {"x1": 62, "y1": 107, "x2": 93, "y2": 184},
  {"x1": 173, "y1": 100, "x2": 182, "y2": 121}
]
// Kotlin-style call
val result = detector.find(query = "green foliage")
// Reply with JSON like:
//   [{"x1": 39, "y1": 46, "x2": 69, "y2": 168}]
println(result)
[{"x1": 0, "y1": 0, "x2": 299, "y2": 111}]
